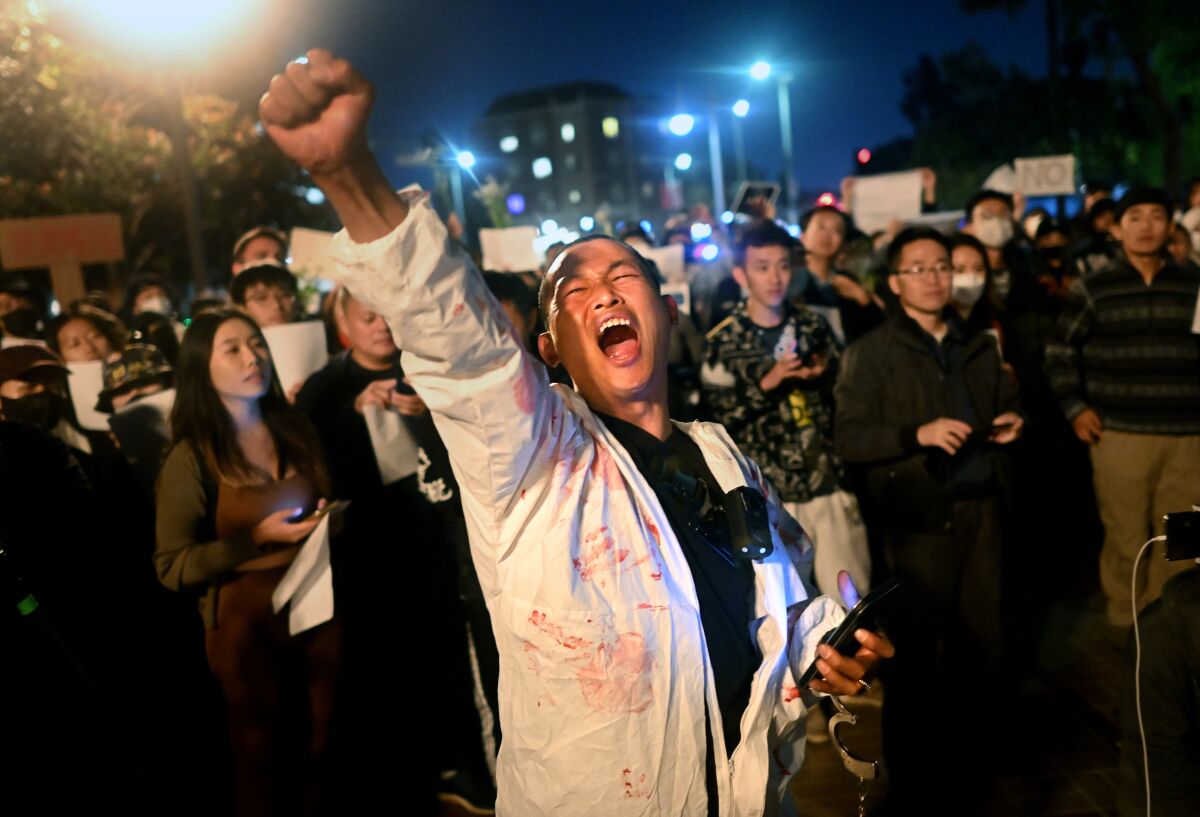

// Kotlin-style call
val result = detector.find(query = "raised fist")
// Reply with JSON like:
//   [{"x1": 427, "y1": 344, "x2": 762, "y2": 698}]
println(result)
[{"x1": 259, "y1": 49, "x2": 374, "y2": 178}]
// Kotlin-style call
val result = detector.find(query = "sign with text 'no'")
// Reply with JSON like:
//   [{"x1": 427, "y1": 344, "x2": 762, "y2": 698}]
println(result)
[
  {"x1": 1015, "y1": 155, "x2": 1076, "y2": 196},
  {"x1": 0, "y1": 213, "x2": 124, "y2": 306}
]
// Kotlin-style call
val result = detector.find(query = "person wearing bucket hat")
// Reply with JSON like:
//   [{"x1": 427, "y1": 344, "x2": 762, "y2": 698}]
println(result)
[
  {"x1": 229, "y1": 262, "x2": 300, "y2": 328},
  {"x1": 95, "y1": 344, "x2": 174, "y2": 414}
]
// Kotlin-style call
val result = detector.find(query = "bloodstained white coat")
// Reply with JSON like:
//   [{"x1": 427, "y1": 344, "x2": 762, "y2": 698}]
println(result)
[{"x1": 328, "y1": 193, "x2": 844, "y2": 816}]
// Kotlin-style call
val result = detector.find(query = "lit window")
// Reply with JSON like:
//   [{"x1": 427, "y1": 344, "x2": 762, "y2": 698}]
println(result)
[
  {"x1": 602, "y1": 116, "x2": 620, "y2": 139},
  {"x1": 561, "y1": 123, "x2": 575, "y2": 143},
  {"x1": 532, "y1": 157, "x2": 553, "y2": 179},
  {"x1": 499, "y1": 135, "x2": 519, "y2": 153},
  {"x1": 568, "y1": 190, "x2": 582, "y2": 204}
]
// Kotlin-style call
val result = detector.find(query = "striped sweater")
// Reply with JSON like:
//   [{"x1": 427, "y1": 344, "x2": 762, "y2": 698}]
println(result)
[{"x1": 1044, "y1": 256, "x2": 1200, "y2": 435}]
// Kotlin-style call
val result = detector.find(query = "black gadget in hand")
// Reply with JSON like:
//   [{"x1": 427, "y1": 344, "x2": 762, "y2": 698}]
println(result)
[{"x1": 798, "y1": 578, "x2": 899, "y2": 687}]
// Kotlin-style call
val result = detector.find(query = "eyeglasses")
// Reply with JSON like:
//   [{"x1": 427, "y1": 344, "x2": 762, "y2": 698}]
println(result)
[{"x1": 898, "y1": 263, "x2": 952, "y2": 279}]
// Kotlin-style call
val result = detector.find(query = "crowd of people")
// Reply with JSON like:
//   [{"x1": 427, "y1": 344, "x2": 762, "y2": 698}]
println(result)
[{"x1": 2, "y1": 49, "x2": 1199, "y2": 817}]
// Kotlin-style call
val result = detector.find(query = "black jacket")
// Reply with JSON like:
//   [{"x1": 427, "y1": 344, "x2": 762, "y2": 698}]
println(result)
[{"x1": 833, "y1": 312, "x2": 1022, "y2": 533}]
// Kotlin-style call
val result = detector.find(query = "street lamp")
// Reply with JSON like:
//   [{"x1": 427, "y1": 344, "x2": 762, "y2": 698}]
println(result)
[
  {"x1": 751, "y1": 60, "x2": 797, "y2": 222},
  {"x1": 63, "y1": 0, "x2": 262, "y2": 293},
  {"x1": 668, "y1": 114, "x2": 696, "y2": 137},
  {"x1": 456, "y1": 150, "x2": 476, "y2": 170}
]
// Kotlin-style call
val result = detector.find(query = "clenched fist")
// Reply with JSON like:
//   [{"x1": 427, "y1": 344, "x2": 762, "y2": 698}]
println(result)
[{"x1": 259, "y1": 50, "x2": 407, "y2": 243}]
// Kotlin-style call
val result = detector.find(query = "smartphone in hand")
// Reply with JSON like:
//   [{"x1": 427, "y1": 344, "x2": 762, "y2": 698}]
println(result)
[{"x1": 798, "y1": 576, "x2": 899, "y2": 687}]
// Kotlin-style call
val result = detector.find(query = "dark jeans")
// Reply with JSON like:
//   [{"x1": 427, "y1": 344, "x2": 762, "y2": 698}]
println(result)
[{"x1": 879, "y1": 495, "x2": 1005, "y2": 813}]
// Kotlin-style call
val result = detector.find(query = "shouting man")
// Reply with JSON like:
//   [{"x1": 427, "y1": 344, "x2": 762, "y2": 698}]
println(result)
[{"x1": 259, "y1": 50, "x2": 892, "y2": 816}]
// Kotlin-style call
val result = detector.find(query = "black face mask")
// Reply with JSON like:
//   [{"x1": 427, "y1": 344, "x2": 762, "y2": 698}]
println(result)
[
  {"x1": 1, "y1": 391, "x2": 66, "y2": 431},
  {"x1": 0, "y1": 307, "x2": 43, "y2": 339}
]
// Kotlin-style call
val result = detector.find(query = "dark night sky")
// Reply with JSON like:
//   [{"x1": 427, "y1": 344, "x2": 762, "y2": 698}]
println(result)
[{"x1": 88, "y1": 0, "x2": 1050, "y2": 200}]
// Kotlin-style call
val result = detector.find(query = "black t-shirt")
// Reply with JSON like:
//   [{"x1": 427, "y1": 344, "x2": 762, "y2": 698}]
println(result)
[{"x1": 595, "y1": 412, "x2": 760, "y2": 759}]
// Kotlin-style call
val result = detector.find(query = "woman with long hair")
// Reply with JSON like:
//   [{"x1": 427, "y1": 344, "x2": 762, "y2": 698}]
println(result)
[{"x1": 154, "y1": 308, "x2": 339, "y2": 815}]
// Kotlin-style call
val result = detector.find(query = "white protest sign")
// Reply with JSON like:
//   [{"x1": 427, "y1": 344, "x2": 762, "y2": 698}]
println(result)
[
  {"x1": 643, "y1": 244, "x2": 686, "y2": 284},
  {"x1": 261, "y1": 320, "x2": 328, "y2": 395},
  {"x1": 66, "y1": 360, "x2": 108, "y2": 431},
  {"x1": 480, "y1": 226, "x2": 540, "y2": 272},
  {"x1": 288, "y1": 227, "x2": 337, "y2": 281},
  {"x1": 850, "y1": 170, "x2": 923, "y2": 233},
  {"x1": 982, "y1": 163, "x2": 1017, "y2": 194},
  {"x1": 362, "y1": 403, "x2": 419, "y2": 484},
  {"x1": 1015, "y1": 155, "x2": 1076, "y2": 196},
  {"x1": 273, "y1": 513, "x2": 335, "y2": 635}
]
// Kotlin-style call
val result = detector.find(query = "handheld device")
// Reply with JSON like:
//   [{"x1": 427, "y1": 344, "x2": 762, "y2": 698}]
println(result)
[
  {"x1": 291, "y1": 499, "x2": 351, "y2": 525},
  {"x1": 798, "y1": 578, "x2": 899, "y2": 687}
]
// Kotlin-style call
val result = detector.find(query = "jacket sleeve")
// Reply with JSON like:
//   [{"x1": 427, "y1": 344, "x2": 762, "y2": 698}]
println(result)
[
  {"x1": 1044, "y1": 277, "x2": 1095, "y2": 421},
  {"x1": 154, "y1": 444, "x2": 261, "y2": 591},
  {"x1": 833, "y1": 339, "x2": 919, "y2": 464},
  {"x1": 326, "y1": 193, "x2": 567, "y2": 590}
]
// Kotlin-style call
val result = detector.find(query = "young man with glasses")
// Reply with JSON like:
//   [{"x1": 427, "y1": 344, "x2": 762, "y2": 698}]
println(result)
[{"x1": 833, "y1": 226, "x2": 1023, "y2": 813}]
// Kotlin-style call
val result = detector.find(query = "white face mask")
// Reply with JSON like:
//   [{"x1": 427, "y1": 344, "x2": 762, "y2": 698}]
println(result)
[
  {"x1": 135, "y1": 295, "x2": 172, "y2": 316},
  {"x1": 952, "y1": 272, "x2": 986, "y2": 307},
  {"x1": 973, "y1": 217, "x2": 1014, "y2": 249}
]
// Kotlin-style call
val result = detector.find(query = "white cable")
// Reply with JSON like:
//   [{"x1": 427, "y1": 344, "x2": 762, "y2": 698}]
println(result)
[{"x1": 1132, "y1": 534, "x2": 1167, "y2": 817}]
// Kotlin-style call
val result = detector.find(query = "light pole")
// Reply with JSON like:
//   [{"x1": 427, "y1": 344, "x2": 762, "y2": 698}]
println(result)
[
  {"x1": 751, "y1": 61, "x2": 797, "y2": 223},
  {"x1": 731, "y1": 99, "x2": 749, "y2": 185},
  {"x1": 667, "y1": 111, "x2": 726, "y2": 215}
]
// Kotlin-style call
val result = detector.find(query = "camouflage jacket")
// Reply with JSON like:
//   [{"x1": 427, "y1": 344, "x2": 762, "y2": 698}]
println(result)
[{"x1": 700, "y1": 302, "x2": 844, "y2": 503}]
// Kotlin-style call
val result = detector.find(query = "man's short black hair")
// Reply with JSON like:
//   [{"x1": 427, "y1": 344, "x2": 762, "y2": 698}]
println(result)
[
  {"x1": 799, "y1": 205, "x2": 850, "y2": 234},
  {"x1": 964, "y1": 189, "x2": 1015, "y2": 221},
  {"x1": 734, "y1": 219, "x2": 796, "y2": 267},
  {"x1": 229, "y1": 264, "x2": 299, "y2": 305},
  {"x1": 536, "y1": 235, "x2": 660, "y2": 329},
  {"x1": 1114, "y1": 186, "x2": 1173, "y2": 221},
  {"x1": 887, "y1": 226, "x2": 953, "y2": 274}
]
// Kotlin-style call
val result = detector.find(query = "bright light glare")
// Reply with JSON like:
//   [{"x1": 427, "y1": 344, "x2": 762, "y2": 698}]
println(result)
[
  {"x1": 732, "y1": 99, "x2": 750, "y2": 118},
  {"x1": 532, "y1": 157, "x2": 553, "y2": 179},
  {"x1": 721, "y1": 210, "x2": 735, "y2": 224},
  {"x1": 750, "y1": 61, "x2": 772, "y2": 81},
  {"x1": 541, "y1": 219, "x2": 559, "y2": 234},
  {"x1": 690, "y1": 223, "x2": 713, "y2": 241},
  {"x1": 787, "y1": 224, "x2": 801, "y2": 238},
  {"x1": 857, "y1": 148, "x2": 872, "y2": 164},
  {"x1": 674, "y1": 153, "x2": 693, "y2": 171},
  {"x1": 639, "y1": 220, "x2": 654, "y2": 234},
  {"x1": 602, "y1": 117, "x2": 620, "y2": 139},
  {"x1": 506, "y1": 193, "x2": 526, "y2": 215},
  {"x1": 700, "y1": 243, "x2": 720, "y2": 261},
  {"x1": 304, "y1": 186, "x2": 326, "y2": 205},
  {"x1": 817, "y1": 192, "x2": 837, "y2": 207},
  {"x1": 668, "y1": 114, "x2": 696, "y2": 137},
  {"x1": 579, "y1": 216, "x2": 595, "y2": 231},
  {"x1": 456, "y1": 151, "x2": 476, "y2": 170},
  {"x1": 62, "y1": 0, "x2": 246, "y2": 60},
  {"x1": 499, "y1": 135, "x2": 519, "y2": 153},
  {"x1": 561, "y1": 123, "x2": 576, "y2": 143}
]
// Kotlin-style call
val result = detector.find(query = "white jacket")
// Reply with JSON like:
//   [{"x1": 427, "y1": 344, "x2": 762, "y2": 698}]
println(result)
[{"x1": 329, "y1": 194, "x2": 844, "y2": 817}]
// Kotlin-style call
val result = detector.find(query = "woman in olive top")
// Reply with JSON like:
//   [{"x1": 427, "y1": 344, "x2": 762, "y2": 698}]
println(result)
[{"x1": 155, "y1": 309, "x2": 337, "y2": 815}]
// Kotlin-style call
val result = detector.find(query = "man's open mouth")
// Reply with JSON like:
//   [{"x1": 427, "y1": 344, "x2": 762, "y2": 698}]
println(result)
[{"x1": 598, "y1": 316, "x2": 640, "y2": 360}]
